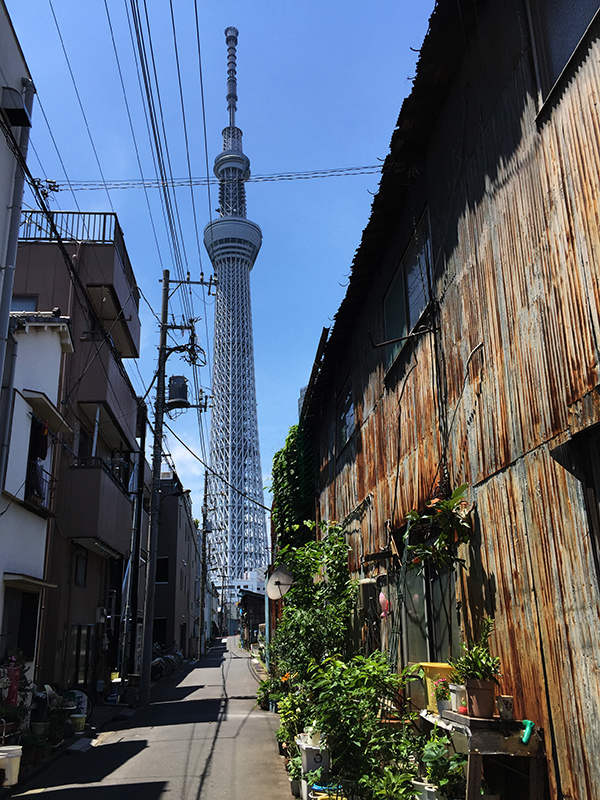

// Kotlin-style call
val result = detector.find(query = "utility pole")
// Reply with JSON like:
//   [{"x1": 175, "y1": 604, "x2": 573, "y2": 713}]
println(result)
[
  {"x1": 200, "y1": 473, "x2": 209, "y2": 657},
  {"x1": 139, "y1": 270, "x2": 214, "y2": 705},
  {"x1": 128, "y1": 401, "x2": 147, "y2": 677},
  {"x1": 139, "y1": 269, "x2": 169, "y2": 708}
]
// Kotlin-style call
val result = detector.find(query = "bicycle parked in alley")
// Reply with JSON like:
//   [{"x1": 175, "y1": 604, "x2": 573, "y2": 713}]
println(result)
[{"x1": 150, "y1": 643, "x2": 184, "y2": 682}]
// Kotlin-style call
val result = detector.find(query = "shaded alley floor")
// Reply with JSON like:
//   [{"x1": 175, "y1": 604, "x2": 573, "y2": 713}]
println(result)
[{"x1": 15, "y1": 639, "x2": 289, "y2": 800}]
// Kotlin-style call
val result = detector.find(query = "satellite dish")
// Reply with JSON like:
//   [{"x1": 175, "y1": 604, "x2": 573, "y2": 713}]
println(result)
[{"x1": 266, "y1": 564, "x2": 295, "y2": 600}]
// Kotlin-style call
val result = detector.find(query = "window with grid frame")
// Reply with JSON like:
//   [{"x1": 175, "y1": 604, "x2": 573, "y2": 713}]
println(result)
[
  {"x1": 337, "y1": 380, "x2": 355, "y2": 453},
  {"x1": 384, "y1": 215, "x2": 432, "y2": 367},
  {"x1": 527, "y1": 0, "x2": 600, "y2": 97}
]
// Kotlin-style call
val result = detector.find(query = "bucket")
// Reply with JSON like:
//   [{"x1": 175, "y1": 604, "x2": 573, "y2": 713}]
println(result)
[
  {"x1": 70, "y1": 714, "x2": 86, "y2": 734},
  {"x1": 0, "y1": 745, "x2": 22, "y2": 786}
]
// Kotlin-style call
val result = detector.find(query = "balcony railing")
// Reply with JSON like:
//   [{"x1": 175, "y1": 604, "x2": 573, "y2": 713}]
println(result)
[
  {"x1": 20, "y1": 211, "x2": 139, "y2": 309},
  {"x1": 72, "y1": 456, "x2": 132, "y2": 496},
  {"x1": 25, "y1": 459, "x2": 55, "y2": 512},
  {"x1": 65, "y1": 457, "x2": 135, "y2": 556}
]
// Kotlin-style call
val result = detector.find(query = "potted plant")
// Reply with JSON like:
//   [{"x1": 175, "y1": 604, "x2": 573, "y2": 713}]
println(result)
[
  {"x1": 420, "y1": 726, "x2": 467, "y2": 799},
  {"x1": 256, "y1": 678, "x2": 270, "y2": 710},
  {"x1": 287, "y1": 754, "x2": 302, "y2": 797},
  {"x1": 432, "y1": 677, "x2": 451, "y2": 716},
  {"x1": 450, "y1": 618, "x2": 501, "y2": 718},
  {"x1": 367, "y1": 766, "x2": 417, "y2": 799},
  {"x1": 0, "y1": 703, "x2": 28, "y2": 734}
]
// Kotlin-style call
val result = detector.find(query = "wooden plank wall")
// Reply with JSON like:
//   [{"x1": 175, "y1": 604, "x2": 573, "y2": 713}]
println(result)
[{"x1": 312, "y1": 3, "x2": 600, "y2": 797}]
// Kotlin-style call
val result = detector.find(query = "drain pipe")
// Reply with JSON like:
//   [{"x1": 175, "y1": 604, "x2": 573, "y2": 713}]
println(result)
[
  {"x1": 0, "y1": 319, "x2": 18, "y2": 492},
  {"x1": 0, "y1": 78, "x2": 35, "y2": 483}
]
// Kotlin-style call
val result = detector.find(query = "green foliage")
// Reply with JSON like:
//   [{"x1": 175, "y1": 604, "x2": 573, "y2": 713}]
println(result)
[
  {"x1": 366, "y1": 766, "x2": 418, "y2": 799},
  {"x1": 256, "y1": 678, "x2": 270, "y2": 710},
  {"x1": 271, "y1": 423, "x2": 315, "y2": 548},
  {"x1": 269, "y1": 524, "x2": 357, "y2": 680},
  {"x1": 306, "y1": 651, "x2": 422, "y2": 788},
  {"x1": 287, "y1": 755, "x2": 302, "y2": 782},
  {"x1": 432, "y1": 677, "x2": 451, "y2": 701},
  {"x1": 0, "y1": 703, "x2": 28, "y2": 726},
  {"x1": 404, "y1": 484, "x2": 472, "y2": 573},
  {"x1": 450, "y1": 617, "x2": 501, "y2": 684},
  {"x1": 421, "y1": 726, "x2": 467, "y2": 797},
  {"x1": 276, "y1": 686, "x2": 310, "y2": 755}
]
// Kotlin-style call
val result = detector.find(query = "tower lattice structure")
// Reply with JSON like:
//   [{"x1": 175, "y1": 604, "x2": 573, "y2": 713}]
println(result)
[{"x1": 204, "y1": 27, "x2": 267, "y2": 597}]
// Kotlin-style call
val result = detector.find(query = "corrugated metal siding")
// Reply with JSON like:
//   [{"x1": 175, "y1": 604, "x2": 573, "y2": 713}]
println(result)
[{"x1": 310, "y1": 5, "x2": 600, "y2": 798}]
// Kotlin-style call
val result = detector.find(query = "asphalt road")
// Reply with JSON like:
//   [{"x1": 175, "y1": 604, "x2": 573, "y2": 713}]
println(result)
[{"x1": 16, "y1": 638, "x2": 289, "y2": 800}]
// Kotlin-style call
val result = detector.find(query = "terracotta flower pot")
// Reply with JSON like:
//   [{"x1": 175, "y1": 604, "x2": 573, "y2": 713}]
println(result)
[{"x1": 465, "y1": 679, "x2": 495, "y2": 718}]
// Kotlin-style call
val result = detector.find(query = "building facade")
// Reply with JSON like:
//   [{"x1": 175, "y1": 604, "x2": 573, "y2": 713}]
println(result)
[
  {"x1": 0, "y1": 0, "x2": 33, "y2": 492},
  {"x1": 0, "y1": 312, "x2": 73, "y2": 678},
  {"x1": 14, "y1": 211, "x2": 144, "y2": 691},
  {"x1": 153, "y1": 471, "x2": 199, "y2": 658},
  {"x1": 301, "y1": 2, "x2": 600, "y2": 797}
]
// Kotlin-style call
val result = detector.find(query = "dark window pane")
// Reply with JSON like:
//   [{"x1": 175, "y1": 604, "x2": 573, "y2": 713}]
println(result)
[
  {"x1": 535, "y1": 0, "x2": 598, "y2": 88},
  {"x1": 337, "y1": 384, "x2": 354, "y2": 450},
  {"x1": 156, "y1": 557, "x2": 169, "y2": 583},
  {"x1": 384, "y1": 270, "x2": 407, "y2": 365}
]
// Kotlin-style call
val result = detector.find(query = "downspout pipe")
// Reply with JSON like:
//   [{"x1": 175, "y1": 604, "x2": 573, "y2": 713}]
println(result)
[
  {"x1": 0, "y1": 78, "x2": 35, "y2": 471},
  {"x1": 0, "y1": 319, "x2": 18, "y2": 492}
]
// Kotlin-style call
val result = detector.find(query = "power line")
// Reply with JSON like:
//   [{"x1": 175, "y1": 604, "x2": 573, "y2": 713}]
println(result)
[
  {"x1": 103, "y1": 0, "x2": 165, "y2": 271},
  {"x1": 54, "y1": 165, "x2": 383, "y2": 191},
  {"x1": 164, "y1": 421, "x2": 271, "y2": 513},
  {"x1": 48, "y1": 0, "x2": 115, "y2": 212}
]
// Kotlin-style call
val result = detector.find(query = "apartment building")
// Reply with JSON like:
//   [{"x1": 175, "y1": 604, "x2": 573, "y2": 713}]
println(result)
[{"x1": 13, "y1": 211, "x2": 144, "y2": 691}]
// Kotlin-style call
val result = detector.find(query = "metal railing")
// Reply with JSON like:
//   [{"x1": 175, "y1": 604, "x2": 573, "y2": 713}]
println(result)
[
  {"x1": 20, "y1": 211, "x2": 139, "y2": 308},
  {"x1": 25, "y1": 460, "x2": 55, "y2": 510},
  {"x1": 71, "y1": 456, "x2": 132, "y2": 496}
]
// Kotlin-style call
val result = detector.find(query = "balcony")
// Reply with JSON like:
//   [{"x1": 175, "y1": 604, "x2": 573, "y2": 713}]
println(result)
[
  {"x1": 76, "y1": 346, "x2": 138, "y2": 450},
  {"x1": 20, "y1": 211, "x2": 140, "y2": 358},
  {"x1": 23, "y1": 459, "x2": 56, "y2": 518},
  {"x1": 63, "y1": 457, "x2": 134, "y2": 557}
]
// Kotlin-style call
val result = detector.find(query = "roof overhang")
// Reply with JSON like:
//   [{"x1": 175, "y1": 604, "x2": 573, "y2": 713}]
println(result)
[
  {"x1": 73, "y1": 538, "x2": 123, "y2": 560},
  {"x1": 22, "y1": 389, "x2": 72, "y2": 434},
  {"x1": 3, "y1": 572, "x2": 57, "y2": 591},
  {"x1": 78, "y1": 401, "x2": 133, "y2": 452},
  {"x1": 11, "y1": 314, "x2": 74, "y2": 353}
]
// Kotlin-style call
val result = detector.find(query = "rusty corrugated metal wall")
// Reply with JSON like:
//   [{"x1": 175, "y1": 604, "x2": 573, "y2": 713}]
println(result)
[{"x1": 305, "y1": 2, "x2": 600, "y2": 797}]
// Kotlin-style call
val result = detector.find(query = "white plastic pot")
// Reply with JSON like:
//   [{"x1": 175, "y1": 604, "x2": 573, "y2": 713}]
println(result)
[{"x1": 0, "y1": 745, "x2": 22, "y2": 786}]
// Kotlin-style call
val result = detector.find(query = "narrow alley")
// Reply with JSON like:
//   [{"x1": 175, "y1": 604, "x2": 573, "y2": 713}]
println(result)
[{"x1": 14, "y1": 640, "x2": 288, "y2": 800}]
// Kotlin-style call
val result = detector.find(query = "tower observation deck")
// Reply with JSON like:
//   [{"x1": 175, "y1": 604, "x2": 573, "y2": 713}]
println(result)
[{"x1": 204, "y1": 27, "x2": 267, "y2": 602}]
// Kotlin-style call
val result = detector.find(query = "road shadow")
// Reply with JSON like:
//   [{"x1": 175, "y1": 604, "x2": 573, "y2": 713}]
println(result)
[
  {"x1": 152, "y1": 683, "x2": 205, "y2": 702},
  {"x1": 18, "y1": 740, "x2": 150, "y2": 791},
  {"x1": 15, "y1": 781, "x2": 167, "y2": 800},
  {"x1": 123, "y1": 697, "x2": 224, "y2": 728}
]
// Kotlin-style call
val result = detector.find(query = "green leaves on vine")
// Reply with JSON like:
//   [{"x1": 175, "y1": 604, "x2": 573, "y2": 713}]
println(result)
[{"x1": 403, "y1": 483, "x2": 473, "y2": 573}]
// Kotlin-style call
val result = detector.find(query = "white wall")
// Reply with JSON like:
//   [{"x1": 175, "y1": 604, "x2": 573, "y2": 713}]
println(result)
[
  {"x1": 5, "y1": 324, "x2": 65, "y2": 497},
  {"x1": 13, "y1": 324, "x2": 64, "y2": 400},
  {"x1": 0, "y1": 321, "x2": 67, "y2": 644},
  {"x1": 0, "y1": 2, "x2": 31, "y2": 282}
]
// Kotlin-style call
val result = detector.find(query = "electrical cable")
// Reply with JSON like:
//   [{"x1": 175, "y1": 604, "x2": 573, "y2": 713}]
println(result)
[
  {"x1": 58, "y1": 165, "x2": 384, "y2": 191},
  {"x1": 103, "y1": 0, "x2": 165, "y2": 270},
  {"x1": 48, "y1": 0, "x2": 115, "y2": 213},
  {"x1": 163, "y1": 421, "x2": 270, "y2": 512}
]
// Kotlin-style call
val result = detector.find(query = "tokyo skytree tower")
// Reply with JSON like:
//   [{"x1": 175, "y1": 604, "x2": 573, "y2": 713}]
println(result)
[{"x1": 204, "y1": 27, "x2": 267, "y2": 595}]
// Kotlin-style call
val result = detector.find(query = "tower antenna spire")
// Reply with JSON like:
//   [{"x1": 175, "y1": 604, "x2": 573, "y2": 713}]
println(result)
[
  {"x1": 225, "y1": 26, "x2": 239, "y2": 128},
  {"x1": 204, "y1": 27, "x2": 267, "y2": 613}
]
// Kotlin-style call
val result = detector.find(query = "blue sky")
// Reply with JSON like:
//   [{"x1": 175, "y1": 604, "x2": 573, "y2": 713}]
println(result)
[{"x1": 6, "y1": 0, "x2": 435, "y2": 521}]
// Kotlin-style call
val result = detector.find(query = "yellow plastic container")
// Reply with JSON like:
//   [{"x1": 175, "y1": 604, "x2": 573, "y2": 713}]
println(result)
[
  {"x1": 70, "y1": 714, "x2": 86, "y2": 733},
  {"x1": 419, "y1": 662, "x2": 454, "y2": 713}
]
